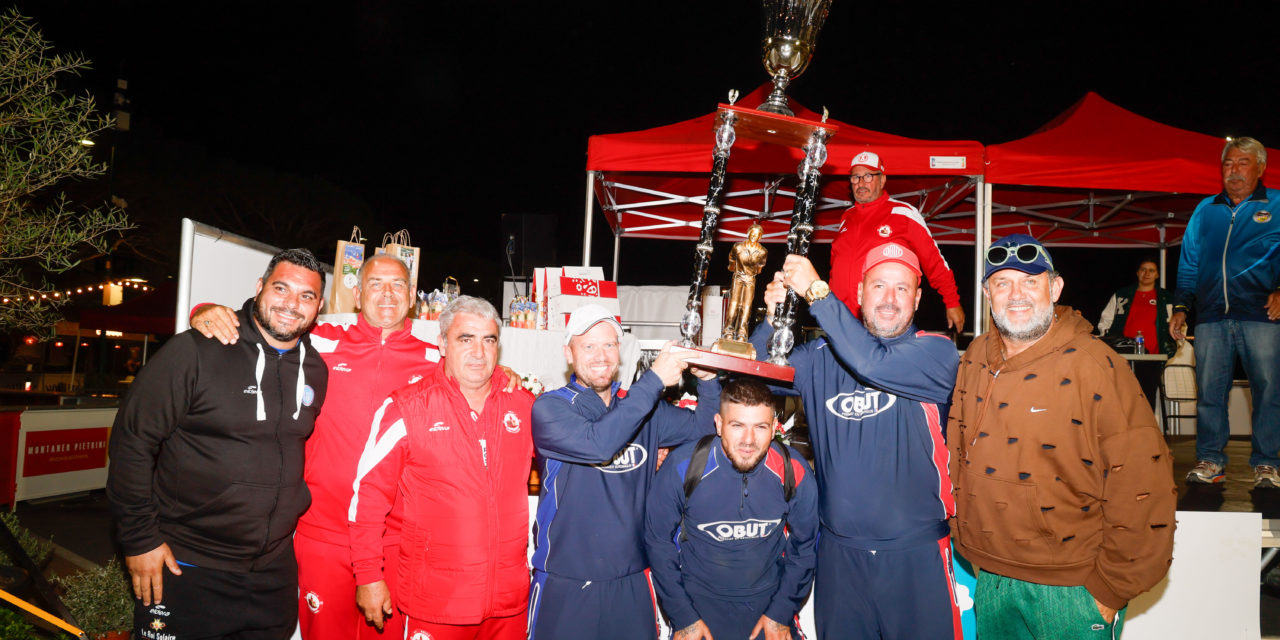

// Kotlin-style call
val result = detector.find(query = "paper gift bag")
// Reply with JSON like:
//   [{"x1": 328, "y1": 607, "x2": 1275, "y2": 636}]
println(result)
[
  {"x1": 378, "y1": 229, "x2": 421, "y2": 288},
  {"x1": 325, "y1": 226, "x2": 364, "y2": 314}
]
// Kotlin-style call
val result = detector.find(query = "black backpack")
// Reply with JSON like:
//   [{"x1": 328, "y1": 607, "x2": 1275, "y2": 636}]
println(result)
[{"x1": 679, "y1": 434, "x2": 796, "y2": 542}]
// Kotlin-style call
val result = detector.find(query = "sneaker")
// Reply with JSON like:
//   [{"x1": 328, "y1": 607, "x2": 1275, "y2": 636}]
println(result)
[
  {"x1": 1186, "y1": 460, "x2": 1225, "y2": 484},
  {"x1": 1255, "y1": 465, "x2": 1280, "y2": 489}
]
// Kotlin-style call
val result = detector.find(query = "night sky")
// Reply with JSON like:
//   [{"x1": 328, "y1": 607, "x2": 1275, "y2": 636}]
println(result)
[{"x1": 16, "y1": 1, "x2": 1280, "y2": 330}]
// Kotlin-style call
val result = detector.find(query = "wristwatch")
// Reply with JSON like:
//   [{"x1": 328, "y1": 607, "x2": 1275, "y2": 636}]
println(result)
[{"x1": 804, "y1": 279, "x2": 831, "y2": 303}]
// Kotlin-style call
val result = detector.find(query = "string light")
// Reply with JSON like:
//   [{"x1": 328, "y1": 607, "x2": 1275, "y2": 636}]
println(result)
[{"x1": 3, "y1": 278, "x2": 155, "y2": 303}]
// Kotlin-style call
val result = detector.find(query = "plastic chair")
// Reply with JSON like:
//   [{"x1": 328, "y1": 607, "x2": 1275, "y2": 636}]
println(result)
[{"x1": 1160, "y1": 339, "x2": 1197, "y2": 435}]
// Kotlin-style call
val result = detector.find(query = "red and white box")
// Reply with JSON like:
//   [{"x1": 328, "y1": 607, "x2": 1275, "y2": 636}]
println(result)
[{"x1": 535, "y1": 266, "x2": 621, "y2": 331}]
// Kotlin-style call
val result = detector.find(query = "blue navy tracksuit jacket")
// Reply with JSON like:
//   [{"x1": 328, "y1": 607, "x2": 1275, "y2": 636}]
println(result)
[
  {"x1": 1174, "y1": 183, "x2": 1280, "y2": 323},
  {"x1": 750, "y1": 294, "x2": 959, "y2": 548},
  {"x1": 531, "y1": 371, "x2": 720, "y2": 580},
  {"x1": 644, "y1": 437, "x2": 818, "y2": 631}
]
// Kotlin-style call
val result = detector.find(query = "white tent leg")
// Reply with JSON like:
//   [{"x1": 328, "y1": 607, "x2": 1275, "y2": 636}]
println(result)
[
  {"x1": 612, "y1": 233, "x2": 621, "y2": 282},
  {"x1": 973, "y1": 178, "x2": 990, "y2": 337},
  {"x1": 582, "y1": 171, "x2": 596, "y2": 266}
]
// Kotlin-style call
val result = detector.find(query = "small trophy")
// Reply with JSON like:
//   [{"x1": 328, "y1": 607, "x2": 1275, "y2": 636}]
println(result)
[
  {"x1": 757, "y1": 0, "x2": 833, "y2": 117},
  {"x1": 712, "y1": 222, "x2": 768, "y2": 359}
]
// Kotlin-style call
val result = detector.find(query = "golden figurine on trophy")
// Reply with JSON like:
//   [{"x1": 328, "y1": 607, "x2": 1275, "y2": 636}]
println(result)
[{"x1": 714, "y1": 223, "x2": 767, "y2": 358}]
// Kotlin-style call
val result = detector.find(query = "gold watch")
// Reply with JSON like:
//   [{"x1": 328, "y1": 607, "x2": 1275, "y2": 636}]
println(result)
[{"x1": 805, "y1": 279, "x2": 831, "y2": 303}]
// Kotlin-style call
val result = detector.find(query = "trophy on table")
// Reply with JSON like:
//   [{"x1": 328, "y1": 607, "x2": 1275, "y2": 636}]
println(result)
[{"x1": 674, "y1": 0, "x2": 836, "y2": 381}]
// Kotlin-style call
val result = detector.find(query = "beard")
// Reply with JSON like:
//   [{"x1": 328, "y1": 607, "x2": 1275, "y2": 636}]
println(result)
[
  {"x1": 252, "y1": 295, "x2": 309, "y2": 343},
  {"x1": 862, "y1": 302, "x2": 911, "y2": 339},
  {"x1": 722, "y1": 442, "x2": 768, "y2": 473},
  {"x1": 992, "y1": 299, "x2": 1054, "y2": 343}
]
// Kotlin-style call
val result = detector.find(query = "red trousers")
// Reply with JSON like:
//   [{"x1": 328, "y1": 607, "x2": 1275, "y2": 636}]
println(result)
[
  {"x1": 295, "y1": 532, "x2": 404, "y2": 640},
  {"x1": 404, "y1": 612, "x2": 526, "y2": 640}
]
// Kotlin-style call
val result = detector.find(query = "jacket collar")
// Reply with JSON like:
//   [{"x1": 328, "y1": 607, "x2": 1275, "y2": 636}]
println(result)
[
  {"x1": 1212, "y1": 181, "x2": 1269, "y2": 207},
  {"x1": 569, "y1": 374, "x2": 619, "y2": 405},
  {"x1": 350, "y1": 311, "x2": 411, "y2": 343}
]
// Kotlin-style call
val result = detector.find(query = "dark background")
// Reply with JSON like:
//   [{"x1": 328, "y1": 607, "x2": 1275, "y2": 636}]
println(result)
[{"x1": 15, "y1": 1, "x2": 1280, "y2": 331}]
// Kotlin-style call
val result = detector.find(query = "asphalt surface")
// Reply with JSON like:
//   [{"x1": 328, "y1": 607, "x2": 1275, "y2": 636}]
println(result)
[{"x1": 8, "y1": 437, "x2": 1279, "y2": 637}]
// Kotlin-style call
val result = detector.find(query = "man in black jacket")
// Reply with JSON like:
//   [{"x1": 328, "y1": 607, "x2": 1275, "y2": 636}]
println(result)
[{"x1": 108, "y1": 248, "x2": 329, "y2": 640}]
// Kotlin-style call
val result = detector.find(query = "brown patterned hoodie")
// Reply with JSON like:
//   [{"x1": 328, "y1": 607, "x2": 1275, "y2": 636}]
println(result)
[{"x1": 948, "y1": 306, "x2": 1175, "y2": 610}]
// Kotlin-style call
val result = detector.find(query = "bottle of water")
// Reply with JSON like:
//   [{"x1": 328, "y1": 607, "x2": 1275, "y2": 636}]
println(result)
[{"x1": 1135, "y1": 330, "x2": 1145, "y2": 354}]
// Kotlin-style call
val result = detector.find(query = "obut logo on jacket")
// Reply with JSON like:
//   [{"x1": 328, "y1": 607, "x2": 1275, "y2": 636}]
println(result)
[
  {"x1": 697, "y1": 518, "x2": 782, "y2": 542},
  {"x1": 826, "y1": 390, "x2": 895, "y2": 421},
  {"x1": 595, "y1": 443, "x2": 647, "y2": 473}
]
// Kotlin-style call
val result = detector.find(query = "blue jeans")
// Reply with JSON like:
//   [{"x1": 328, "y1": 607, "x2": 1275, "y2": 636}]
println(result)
[{"x1": 1194, "y1": 319, "x2": 1280, "y2": 467}]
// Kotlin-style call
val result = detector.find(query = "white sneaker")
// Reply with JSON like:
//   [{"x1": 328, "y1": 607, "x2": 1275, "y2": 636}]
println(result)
[
  {"x1": 1186, "y1": 460, "x2": 1225, "y2": 484},
  {"x1": 1255, "y1": 465, "x2": 1280, "y2": 489}
]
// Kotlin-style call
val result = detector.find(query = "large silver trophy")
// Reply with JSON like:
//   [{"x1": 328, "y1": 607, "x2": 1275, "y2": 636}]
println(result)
[
  {"x1": 758, "y1": 0, "x2": 833, "y2": 117},
  {"x1": 674, "y1": 0, "x2": 836, "y2": 381}
]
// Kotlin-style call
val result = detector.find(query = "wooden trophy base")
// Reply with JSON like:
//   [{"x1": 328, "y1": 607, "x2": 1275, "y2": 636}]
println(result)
[{"x1": 671, "y1": 344, "x2": 795, "y2": 382}]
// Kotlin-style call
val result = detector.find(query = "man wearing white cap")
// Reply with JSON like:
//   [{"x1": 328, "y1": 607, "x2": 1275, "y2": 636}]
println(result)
[
  {"x1": 830, "y1": 149, "x2": 965, "y2": 332},
  {"x1": 527, "y1": 304, "x2": 720, "y2": 640}
]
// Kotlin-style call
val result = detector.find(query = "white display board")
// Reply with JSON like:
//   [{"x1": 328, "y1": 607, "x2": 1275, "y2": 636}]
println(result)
[
  {"x1": 175, "y1": 218, "x2": 331, "y2": 333},
  {"x1": 1125, "y1": 510, "x2": 1260, "y2": 639}
]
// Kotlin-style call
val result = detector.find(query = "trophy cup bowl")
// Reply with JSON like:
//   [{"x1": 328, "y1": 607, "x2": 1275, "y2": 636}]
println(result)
[{"x1": 758, "y1": 0, "x2": 833, "y2": 116}]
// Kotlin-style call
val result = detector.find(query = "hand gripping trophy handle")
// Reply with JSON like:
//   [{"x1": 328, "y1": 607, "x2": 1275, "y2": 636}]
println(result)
[
  {"x1": 680, "y1": 110, "x2": 739, "y2": 347},
  {"x1": 767, "y1": 129, "x2": 830, "y2": 365}
]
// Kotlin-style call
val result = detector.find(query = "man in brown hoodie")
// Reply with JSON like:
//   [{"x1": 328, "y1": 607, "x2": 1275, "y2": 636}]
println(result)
[{"x1": 948, "y1": 234, "x2": 1175, "y2": 639}]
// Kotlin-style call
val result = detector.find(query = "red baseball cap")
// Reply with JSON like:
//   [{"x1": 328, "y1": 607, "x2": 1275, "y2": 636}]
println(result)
[{"x1": 863, "y1": 242, "x2": 922, "y2": 277}]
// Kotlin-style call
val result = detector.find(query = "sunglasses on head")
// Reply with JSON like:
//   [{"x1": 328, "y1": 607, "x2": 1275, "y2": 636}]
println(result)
[{"x1": 986, "y1": 243, "x2": 1054, "y2": 269}]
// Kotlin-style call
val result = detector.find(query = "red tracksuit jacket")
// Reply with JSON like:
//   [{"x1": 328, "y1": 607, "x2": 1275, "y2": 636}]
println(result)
[
  {"x1": 295, "y1": 316, "x2": 439, "y2": 547},
  {"x1": 348, "y1": 365, "x2": 535, "y2": 624},
  {"x1": 829, "y1": 192, "x2": 960, "y2": 318}
]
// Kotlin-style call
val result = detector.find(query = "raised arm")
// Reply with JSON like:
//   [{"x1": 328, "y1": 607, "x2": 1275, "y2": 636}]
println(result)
[
  {"x1": 779, "y1": 255, "x2": 957, "y2": 404},
  {"x1": 654, "y1": 376, "x2": 720, "y2": 448}
]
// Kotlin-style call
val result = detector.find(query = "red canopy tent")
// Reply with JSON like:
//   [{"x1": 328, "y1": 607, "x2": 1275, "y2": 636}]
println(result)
[
  {"x1": 582, "y1": 84, "x2": 986, "y2": 277},
  {"x1": 982, "y1": 92, "x2": 1280, "y2": 249}
]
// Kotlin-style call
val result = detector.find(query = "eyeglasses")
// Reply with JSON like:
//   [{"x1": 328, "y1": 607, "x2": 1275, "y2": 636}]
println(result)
[
  {"x1": 986, "y1": 243, "x2": 1054, "y2": 269},
  {"x1": 850, "y1": 173, "x2": 882, "y2": 184}
]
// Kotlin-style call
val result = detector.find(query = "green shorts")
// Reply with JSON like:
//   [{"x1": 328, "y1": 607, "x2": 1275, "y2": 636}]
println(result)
[{"x1": 975, "y1": 571, "x2": 1127, "y2": 640}]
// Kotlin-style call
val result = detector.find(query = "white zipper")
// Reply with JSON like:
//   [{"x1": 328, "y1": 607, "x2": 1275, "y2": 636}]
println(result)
[
  {"x1": 480, "y1": 438, "x2": 488, "y2": 467},
  {"x1": 1222, "y1": 207, "x2": 1237, "y2": 313}
]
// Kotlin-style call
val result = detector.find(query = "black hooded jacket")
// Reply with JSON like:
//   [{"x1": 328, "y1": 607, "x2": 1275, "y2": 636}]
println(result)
[{"x1": 107, "y1": 298, "x2": 328, "y2": 571}]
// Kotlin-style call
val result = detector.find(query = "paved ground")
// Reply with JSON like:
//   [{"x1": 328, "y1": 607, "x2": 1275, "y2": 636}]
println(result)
[{"x1": 9, "y1": 436, "x2": 1280, "y2": 636}]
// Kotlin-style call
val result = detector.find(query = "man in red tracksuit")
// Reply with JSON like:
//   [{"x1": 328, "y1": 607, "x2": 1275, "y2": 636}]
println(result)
[
  {"x1": 829, "y1": 150, "x2": 965, "y2": 332},
  {"x1": 193, "y1": 254, "x2": 435, "y2": 640},
  {"x1": 350, "y1": 296, "x2": 535, "y2": 640}
]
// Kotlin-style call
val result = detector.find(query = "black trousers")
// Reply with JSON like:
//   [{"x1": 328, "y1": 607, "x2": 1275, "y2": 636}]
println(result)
[{"x1": 133, "y1": 550, "x2": 297, "y2": 640}]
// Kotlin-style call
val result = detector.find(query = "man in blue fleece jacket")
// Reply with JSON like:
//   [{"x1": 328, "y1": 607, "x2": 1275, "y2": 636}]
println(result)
[
  {"x1": 528, "y1": 304, "x2": 720, "y2": 640},
  {"x1": 752, "y1": 243, "x2": 962, "y2": 640},
  {"x1": 645, "y1": 377, "x2": 817, "y2": 640}
]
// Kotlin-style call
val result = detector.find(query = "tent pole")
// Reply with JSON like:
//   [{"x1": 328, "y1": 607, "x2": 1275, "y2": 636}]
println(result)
[
  {"x1": 70, "y1": 327, "x2": 80, "y2": 393},
  {"x1": 972, "y1": 177, "x2": 988, "y2": 337},
  {"x1": 612, "y1": 233, "x2": 621, "y2": 282},
  {"x1": 582, "y1": 171, "x2": 596, "y2": 266},
  {"x1": 1158, "y1": 225, "x2": 1167, "y2": 289}
]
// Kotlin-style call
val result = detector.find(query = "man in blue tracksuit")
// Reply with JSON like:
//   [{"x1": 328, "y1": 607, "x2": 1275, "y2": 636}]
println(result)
[
  {"x1": 645, "y1": 377, "x2": 818, "y2": 640},
  {"x1": 528, "y1": 304, "x2": 720, "y2": 639},
  {"x1": 753, "y1": 243, "x2": 962, "y2": 640},
  {"x1": 1172, "y1": 136, "x2": 1280, "y2": 488}
]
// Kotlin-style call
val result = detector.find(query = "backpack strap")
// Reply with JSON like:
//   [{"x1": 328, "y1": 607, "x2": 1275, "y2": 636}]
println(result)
[
  {"x1": 680, "y1": 434, "x2": 717, "y2": 543},
  {"x1": 683, "y1": 434, "x2": 718, "y2": 500},
  {"x1": 773, "y1": 440, "x2": 796, "y2": 502}
]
